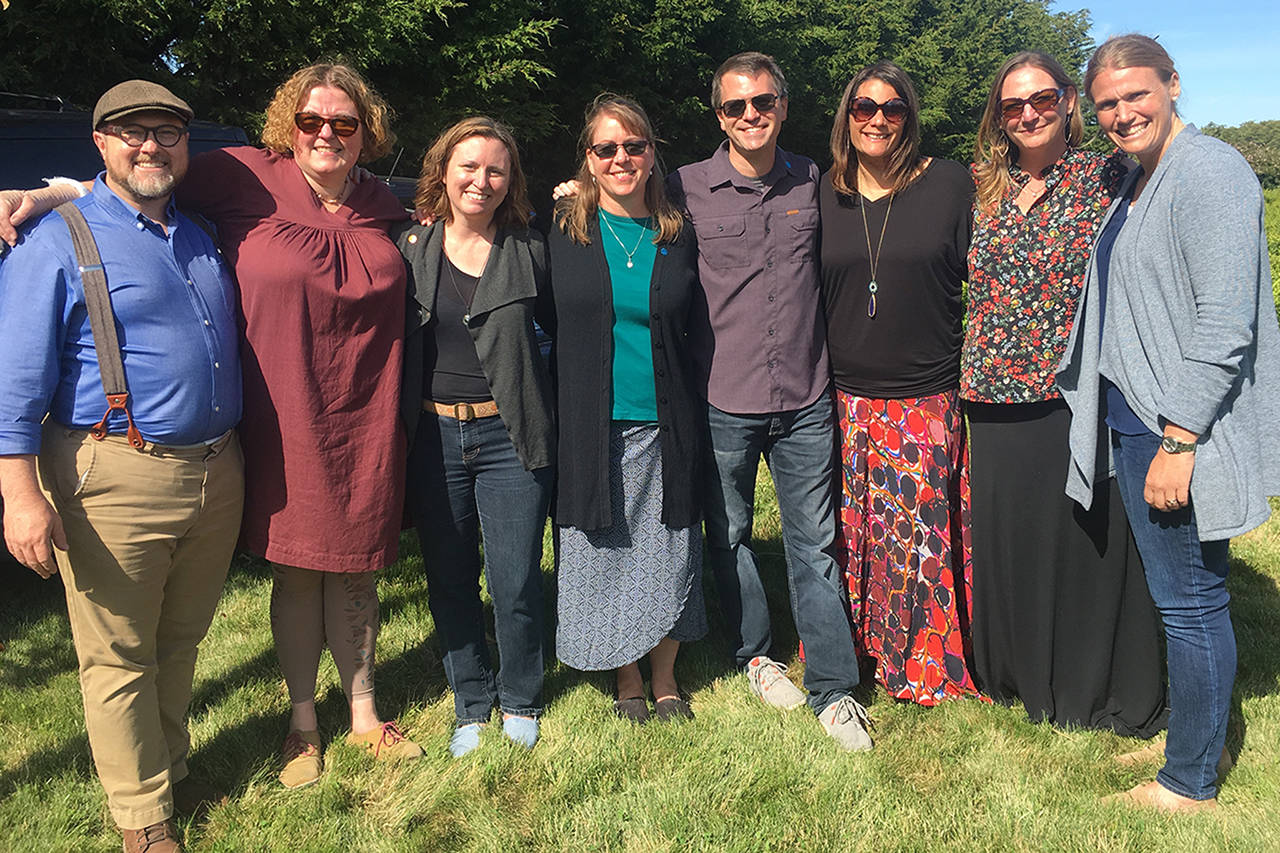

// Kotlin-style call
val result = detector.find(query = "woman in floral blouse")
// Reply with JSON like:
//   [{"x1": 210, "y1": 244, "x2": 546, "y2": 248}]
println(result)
[{"x1": 962, "y1": 51, "x2": 1166, "y2": 736}]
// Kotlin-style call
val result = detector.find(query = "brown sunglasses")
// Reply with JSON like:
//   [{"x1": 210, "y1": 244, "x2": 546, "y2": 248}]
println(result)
[
  {"x1": 294, "y1": 112, "x2": 361, "y2": 137},
  {"x1": 999, "y1": 87, "x2": 1066, "y2": 120}
]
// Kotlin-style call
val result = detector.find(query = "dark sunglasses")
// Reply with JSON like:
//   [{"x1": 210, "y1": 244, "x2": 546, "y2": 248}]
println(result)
[
  {"x1": 293, "y1": 112, "x2": 361, "y2": 137},
  {"x1": 104, "y1": 124, "x2": 188, "y2": 148},
  {"x1": 848, "y1": 97, "x2": 909, "y2": 123},
  {"x1": 999, "y1": 87, "x2": 1066, "y2": 119},
  {"x1": 588, "y1": 139, "x2": 652, "y2": 159},
  {"x1": 717, "y1": 93, "x2": 780, "y2": 118}
]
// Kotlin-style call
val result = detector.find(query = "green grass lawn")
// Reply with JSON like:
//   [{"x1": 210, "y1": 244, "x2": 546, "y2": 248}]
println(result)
[{"x1": 3, "y1": 479, "x2": 1280, "y2": 852}]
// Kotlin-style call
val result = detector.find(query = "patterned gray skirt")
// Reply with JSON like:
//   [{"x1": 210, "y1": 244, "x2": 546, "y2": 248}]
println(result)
[{"x1": 556, "y1": 421, "x2": 707, "y2": 671}]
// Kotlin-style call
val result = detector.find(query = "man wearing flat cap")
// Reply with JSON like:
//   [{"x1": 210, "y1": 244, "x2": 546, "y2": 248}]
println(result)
[{"x1": 0, "y1": 80, "x2": 243, "y2": 853}]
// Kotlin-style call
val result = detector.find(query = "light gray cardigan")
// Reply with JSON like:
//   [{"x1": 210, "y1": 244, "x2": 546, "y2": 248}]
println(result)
[{"x1": 1058, "y1": 126, "x2": 1280, "y2": 540}]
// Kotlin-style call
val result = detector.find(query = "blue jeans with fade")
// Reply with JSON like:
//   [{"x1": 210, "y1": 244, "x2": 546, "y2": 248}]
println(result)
[
  {"x1": 408, "y1": 412, "x2": 551, "y2": 724},
  {"x1": 703, "y1": 392, "x2": 862, "y2": 713},
  {"x1": 1112, "y1": 429, "x2": 1234, "y2": 800}
]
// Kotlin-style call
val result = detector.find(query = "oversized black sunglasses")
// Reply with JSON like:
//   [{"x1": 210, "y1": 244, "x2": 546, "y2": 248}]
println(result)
[
  {"x1": 998, "y1": 87, "x2": 1066, "y2": 119},
  {"x1": 717, "y1": 93, "x2": 780, "y2": 118},
  {"x1": 104, "y1": 124, "x2": 188, "y2": 148},
  {"x1": 294, "y1": 112, "x2": 361, "y2": 137},
  {"x1": 848, "y1": 97, "x2": 909, "y2": 123},
  {"x1": 588, "y1": 139, "x2": 652, "y2": 159}
]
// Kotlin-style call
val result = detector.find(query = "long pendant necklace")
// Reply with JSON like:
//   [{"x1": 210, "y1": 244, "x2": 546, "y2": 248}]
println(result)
[
  {"x1": 858, "y1": 189, "x2": 894, "y2": 319},
  {"x1": 600, "y1": 211, "x2": 650, "y2": 269},
  {"x1": 444, "y1": 252, "x2": 480, "y2": 326}
]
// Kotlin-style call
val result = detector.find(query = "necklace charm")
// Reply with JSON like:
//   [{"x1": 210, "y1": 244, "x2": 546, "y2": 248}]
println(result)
[
  {"x1": 601, "y1": 212, "x2": 650, "y2": 271},
  {"x1": 858, "y1": 190, "x2": 894, "y2": 320},
  {"x1": 626, "y1": 259, "x2": 634, "y2": 269}
]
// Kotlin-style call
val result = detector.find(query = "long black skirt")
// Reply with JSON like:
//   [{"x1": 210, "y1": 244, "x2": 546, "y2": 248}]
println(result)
[{"x1": 968, "y1": 400, "x2": 1167, "y2": 737}]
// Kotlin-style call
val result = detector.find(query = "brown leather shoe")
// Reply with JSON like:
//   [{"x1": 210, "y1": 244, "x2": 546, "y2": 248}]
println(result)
[
  {"x1": 121, "y1": 819, "x2": 183, "y2": 852},
  {"x1": 171, "y1": 776, "x2": 227, "y2": 819},
  {"x1": 1102, "y1": 780, "x2": 1217, "y2": 813}
]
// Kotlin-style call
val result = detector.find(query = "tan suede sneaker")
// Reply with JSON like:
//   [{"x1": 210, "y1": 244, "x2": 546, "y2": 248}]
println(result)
[
  {"x1": 279, "y1": 730, "x2": 323, "y2": 789},
  {"x1": 346, "y1": 721, "x2": 424, "y2": 760}
]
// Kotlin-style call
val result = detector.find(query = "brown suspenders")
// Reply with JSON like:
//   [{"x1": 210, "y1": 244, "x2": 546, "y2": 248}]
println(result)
[{"x1": 54, "y1": 201, "x2": 146, "y2": 450}]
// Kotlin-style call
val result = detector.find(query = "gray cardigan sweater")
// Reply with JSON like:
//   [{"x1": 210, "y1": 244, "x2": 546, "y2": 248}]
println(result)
[
  {"x1": 395, "y1": 220, "x2": 556, "y2": 471},
  {"x1": 1058, "y1": 126, "x2": 1280, "y2": 540}
]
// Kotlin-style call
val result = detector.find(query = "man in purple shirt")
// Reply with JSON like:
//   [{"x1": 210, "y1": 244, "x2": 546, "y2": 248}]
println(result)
[{"x1": 668, "y1": 52, "x2": 871, "y2": 750}]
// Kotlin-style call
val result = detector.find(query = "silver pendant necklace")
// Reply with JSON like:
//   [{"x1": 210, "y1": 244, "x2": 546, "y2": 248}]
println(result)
[
  {"x1": 601, "y1": 211, "x2": 650, "y2": 269},
  {"x1": 858, "y1": 189, "x2": 894, "y2": 319}
]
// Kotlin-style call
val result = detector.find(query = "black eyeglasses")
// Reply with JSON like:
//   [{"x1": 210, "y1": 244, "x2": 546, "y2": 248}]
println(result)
[
  {"x1": 588, "y1": 139, "x2": 652, "y2": 159},
  {"x1": 294, "y1": 112, "x2": 361, "y2": 137},
  {"x1": 103, "y1": 124, "x2": 188, "y2": 148},
  {"x1": 998, "y1": 87, "x2": 1066, "y2": 119},
  {"x1": 717, "y1": 93, "x2": 780, "y2": 118},
  {"x1": 848, "y1": 97, "x2": 909, "y2": 123}
]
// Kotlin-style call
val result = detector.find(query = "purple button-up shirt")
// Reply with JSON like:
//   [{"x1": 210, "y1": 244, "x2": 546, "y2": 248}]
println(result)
[{"x1": 669, "y1": 141, "x2": 830, "y2": 415}]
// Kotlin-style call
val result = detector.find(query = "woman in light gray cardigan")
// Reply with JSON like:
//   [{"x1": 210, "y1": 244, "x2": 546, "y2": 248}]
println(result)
[{"x1": 1059, "y1": 34, "x2": 1280, "y2": 812}]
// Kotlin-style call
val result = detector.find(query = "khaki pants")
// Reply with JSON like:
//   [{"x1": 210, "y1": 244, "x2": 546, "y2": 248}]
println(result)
[{"x1": 38, "y1": 424, "x2": 244, "y2": 829}]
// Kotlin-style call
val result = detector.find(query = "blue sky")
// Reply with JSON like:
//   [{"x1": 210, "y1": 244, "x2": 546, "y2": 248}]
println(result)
[{"x1": 1050, "y1": 0, "x2": 1280, "y2": 127}]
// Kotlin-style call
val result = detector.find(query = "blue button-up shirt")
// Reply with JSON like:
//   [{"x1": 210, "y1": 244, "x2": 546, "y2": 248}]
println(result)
[{"x1": 0, "y1": 176, "x2": 241, "y2": 454}]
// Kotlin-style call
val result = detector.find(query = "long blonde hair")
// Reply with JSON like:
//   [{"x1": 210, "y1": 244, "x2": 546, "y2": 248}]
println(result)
[
  {"x1": 973, "y1": 52, "x2": 1083, "y2": 217},
  {"x1": 554, "y1": 93, "x2": 684, "y2": 246}
]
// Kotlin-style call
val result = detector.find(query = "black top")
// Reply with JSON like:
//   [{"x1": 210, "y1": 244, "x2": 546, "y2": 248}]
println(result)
[
  {"x1": 426, "y1": 256, "x2": 491, "y2": 403},
  {"x1": 819, "y1": 158, "x2": 973, "y2": 398},
  {"x1": 546, "y1": 218, "x2": 705, "y2": 531},
  {"x1": 395, "y1": 220, "x2": 556, "y2": 471}
]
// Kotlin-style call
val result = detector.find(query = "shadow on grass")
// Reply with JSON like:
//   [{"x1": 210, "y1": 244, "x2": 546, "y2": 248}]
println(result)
[
  {"x1": 0, "y1": 564, "x2": 76, "y2": 691},
  {"x1": 1222, "y1": 555, "x2": 1280, "y2": 771},
  {"x1": 0, "y1": 730, "x2": 93, "y2": 800}
]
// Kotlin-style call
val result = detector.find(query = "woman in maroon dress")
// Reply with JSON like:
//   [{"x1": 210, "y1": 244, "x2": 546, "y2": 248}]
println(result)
[{"x1": 176, "y1": 64, "x2": 422, "y2": 786}]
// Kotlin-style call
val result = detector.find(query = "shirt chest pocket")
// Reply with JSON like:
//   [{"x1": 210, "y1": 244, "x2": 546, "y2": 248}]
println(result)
[
  {"x1": 785, "y1": 209, "x2": 819, "y2": 265},
  {"x1": 694, "y1": 214, "x2": 750, "y2": 270}
]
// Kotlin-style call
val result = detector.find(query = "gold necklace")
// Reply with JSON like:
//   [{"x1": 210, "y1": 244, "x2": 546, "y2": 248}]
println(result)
[
  {"x1": 858, "y1": 189, "x2": 894, "y2": 319},
  {"x1": 600, "y1": 210, "x2": 650, "y2": 269}
]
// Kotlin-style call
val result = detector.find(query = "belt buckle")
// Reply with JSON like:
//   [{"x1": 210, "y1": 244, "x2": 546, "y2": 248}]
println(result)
[{"x1": 453, "y1": 402, "x2": 475, "y2": 421}]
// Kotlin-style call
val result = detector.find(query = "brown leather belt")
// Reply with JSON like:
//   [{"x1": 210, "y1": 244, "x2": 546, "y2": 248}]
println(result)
[{"x1": 425, "y1": 399, "x2": 499, "y2": 421}]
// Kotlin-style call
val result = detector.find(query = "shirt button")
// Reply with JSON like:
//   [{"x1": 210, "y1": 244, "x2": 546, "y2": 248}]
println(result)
[
  {"x1": 652, "y1": 313, "x2": 660, "y2": 320},
  {"x1": 188, "y1": 279, "x2": 195, "y2": 286},
  {"x1": 767, "y1": 329, "x2": 775, "y2": 336},
  {"x1": 204, "y1": 320, "x2": 211, "y2": 326},
  {"x1": 214, "y1": 362, "x2": 220, "y2": 368},
  {"x1": 768, "y1": 294, "x2": 776, "y2": 302},
  {"x1": 214, "y1": 406, "x2": 221, "y2": 412},
  {"x1": 766, "y1": 261, "x2": 773, "y2": 269}
]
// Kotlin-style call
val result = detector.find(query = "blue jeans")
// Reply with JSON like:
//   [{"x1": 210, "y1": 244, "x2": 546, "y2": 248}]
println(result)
[
  {"x1": 408, "y1": 412, "x2": 551, "y2": 724},
  {"x1": 704, "y1": 393, "x2": 861, "y2": 712},
  {"x1": 1112, "y1": 430, "x2": 1234, "y2": 800}
]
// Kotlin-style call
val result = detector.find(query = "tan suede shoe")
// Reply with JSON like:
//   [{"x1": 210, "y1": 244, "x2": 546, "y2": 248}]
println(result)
[
  {"x1": 279, "y1": 730, "x2": 323, "y2": 789},
  {"x1": 121, "y1": 819, "x2": 182, "y2": 853},
  {"x1": 1102, "y1": 780, "x2": 1217, "y2": 813},
  {"x1": 346, "y1": 721, "x2": 424, "y2": 760}
]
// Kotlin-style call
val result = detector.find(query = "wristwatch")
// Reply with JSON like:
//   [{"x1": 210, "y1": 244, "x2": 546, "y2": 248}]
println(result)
[{"x1": 1160, "y1": 435, "x2": 1197, "y2": 454}]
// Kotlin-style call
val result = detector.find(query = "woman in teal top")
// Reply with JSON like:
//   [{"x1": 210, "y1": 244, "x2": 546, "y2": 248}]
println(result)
[{"x1": 548, "y1": 93, "x2": 707, "y2": 724}]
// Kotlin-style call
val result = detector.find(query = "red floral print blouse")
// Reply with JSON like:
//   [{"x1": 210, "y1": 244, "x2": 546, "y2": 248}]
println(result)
[{"x1": 961, "y1": 147, "x2": 1129, "y2": 403}]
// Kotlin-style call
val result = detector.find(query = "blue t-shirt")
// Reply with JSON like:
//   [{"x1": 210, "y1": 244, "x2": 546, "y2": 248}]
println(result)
[{"x1": 1096, "y1": 186, "x2": 1152, "y2": 436}]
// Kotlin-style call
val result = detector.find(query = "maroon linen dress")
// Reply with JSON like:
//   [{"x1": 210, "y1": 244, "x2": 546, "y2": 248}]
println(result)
[{"x1": 180, "y1": 147, "x2": 407, "y2": 571}]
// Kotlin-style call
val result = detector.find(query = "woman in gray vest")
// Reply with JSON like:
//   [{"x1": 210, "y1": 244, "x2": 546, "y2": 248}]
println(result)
[
  {"x1": 1060, "y1": 34, "x2": 1280, "y2": 811},
  {"x1": 396, "y1": 117, "x2": 556, "y2": 758}
]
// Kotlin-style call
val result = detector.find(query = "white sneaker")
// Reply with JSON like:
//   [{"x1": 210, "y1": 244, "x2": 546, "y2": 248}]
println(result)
[
  {"x1": 817, "y1": 695, "x2": 874, "y2": 751},
  {"x1": 745, "y1": 656, "x2": 806, "y2": 710}
]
